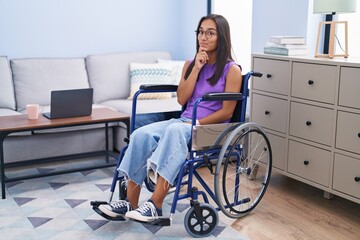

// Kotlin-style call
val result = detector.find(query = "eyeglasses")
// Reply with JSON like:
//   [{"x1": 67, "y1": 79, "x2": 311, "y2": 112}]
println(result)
[{"x1": 196, "y1": 30, "x2": 217, "y2": 40}]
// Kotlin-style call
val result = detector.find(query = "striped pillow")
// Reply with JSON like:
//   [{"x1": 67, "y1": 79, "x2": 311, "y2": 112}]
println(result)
[
  {"x1": 127, "y1": 63, "x2": 173, "y2": 100},
  {"x1": 157, "y1": 59, "x2": 185, "y2": 85}
]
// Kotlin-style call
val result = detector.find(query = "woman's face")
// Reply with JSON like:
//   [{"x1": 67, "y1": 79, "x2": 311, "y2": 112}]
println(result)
[{"x1": 198, "y1": 19, "x2": 218, "y2": 53}]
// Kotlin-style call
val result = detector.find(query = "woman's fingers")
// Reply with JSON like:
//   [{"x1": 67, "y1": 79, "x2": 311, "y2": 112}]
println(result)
[{"x1": 197, "y1": 51, "x2": 208, "y2": 64}]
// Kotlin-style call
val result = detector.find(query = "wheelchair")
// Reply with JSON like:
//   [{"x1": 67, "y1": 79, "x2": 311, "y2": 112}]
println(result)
[{"x1": 91, "y1": 70, "x2": 272, "y2": 238}]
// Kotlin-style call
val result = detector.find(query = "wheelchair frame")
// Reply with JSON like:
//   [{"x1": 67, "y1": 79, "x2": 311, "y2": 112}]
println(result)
[{"x1": 91, "y1": 71, "x2": 272, "y2": 237}]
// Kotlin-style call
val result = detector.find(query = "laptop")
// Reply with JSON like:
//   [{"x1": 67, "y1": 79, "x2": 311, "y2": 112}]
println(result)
[{"x1": 43, "y1": 88, "x2": 93, "y2": 119}]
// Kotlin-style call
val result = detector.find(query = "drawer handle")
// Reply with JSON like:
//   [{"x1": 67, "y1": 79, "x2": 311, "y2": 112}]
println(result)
[
  {"x1": 355, "y1": 177, "x2": 360, "y2": 182},
  {"x1": 266, "y1": 74, "x2": 272, "y2": 78},
  {"x1": 358, "y1": 133, "x2": 360, "y2": 138},
  {"x1": 265, "y1": 110, "x2": 270, "y2": 115},
  {"x1": 306, "y1": 121, "x2": 312, "y2": 126},
  {"x1": 308, "y1": 80, "x2": 314, "y2": 85},
  {"x1": 304, "y1": 160, "x2": 309, "y2": 166}
]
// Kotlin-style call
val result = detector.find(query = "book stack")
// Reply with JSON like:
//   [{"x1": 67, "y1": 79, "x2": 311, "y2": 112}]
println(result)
[{"x1": 264, "y1": 36, "x2": 308, "y2": 56}]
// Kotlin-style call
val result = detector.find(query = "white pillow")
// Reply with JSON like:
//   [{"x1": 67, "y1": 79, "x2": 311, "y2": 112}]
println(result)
[
  {"x1": 157, "y1": 59, "x2": 186, "y2": 85},
  {"x1": 128, "y1": 63, "x2": 173, "y2": 100}
]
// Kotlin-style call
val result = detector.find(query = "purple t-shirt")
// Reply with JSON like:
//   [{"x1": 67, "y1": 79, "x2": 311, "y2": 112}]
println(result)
[{"x1": 181, "y1": 61, "x2": 236, "y2": 123}]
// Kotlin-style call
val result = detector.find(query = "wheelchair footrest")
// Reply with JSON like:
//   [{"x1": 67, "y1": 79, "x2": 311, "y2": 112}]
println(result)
[
  {"x1": 90, "y1": 200, "x2": 108, "y2": 207},
  {"x1": 149, "y1": 217, "x2": 171, "y2": 226},
  {"x1": 90, "y1": 201, "x2": 171, "y2": 225}
]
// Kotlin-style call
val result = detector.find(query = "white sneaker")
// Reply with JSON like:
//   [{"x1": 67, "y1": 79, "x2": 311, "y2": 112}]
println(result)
[
  {"x1": 99, "y1": 200, "x2": 132, "y2": 218},
  {"x1": 125, "y1": 199, "x2": 162, "y2": 222}
]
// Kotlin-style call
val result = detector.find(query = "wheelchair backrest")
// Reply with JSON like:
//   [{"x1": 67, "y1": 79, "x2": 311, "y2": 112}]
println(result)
[{"x1": 230, "y1": 72, "x2": 251, "y2": 123}]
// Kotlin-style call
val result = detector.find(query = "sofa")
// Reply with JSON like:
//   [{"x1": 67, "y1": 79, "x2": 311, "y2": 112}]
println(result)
[{"x1": 0, "y1": 51, "x2": 184, "y2": 164}]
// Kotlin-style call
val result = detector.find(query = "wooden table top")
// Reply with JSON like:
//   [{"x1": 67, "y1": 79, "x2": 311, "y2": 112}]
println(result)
[{"x1": 0, "y1": 108, "x2": 129, "y2": 132}]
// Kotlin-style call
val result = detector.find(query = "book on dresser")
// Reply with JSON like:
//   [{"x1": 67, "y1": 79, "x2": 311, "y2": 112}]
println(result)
[
  {"x1": 264, "y1": 46, "x2": 308, "y2": 56},
  {"x1": 269, "y1": 36, "x2": 305, "y2": 45},
  {"x1": 265, "y1": 41, "x2": 308, "y2": 49}
]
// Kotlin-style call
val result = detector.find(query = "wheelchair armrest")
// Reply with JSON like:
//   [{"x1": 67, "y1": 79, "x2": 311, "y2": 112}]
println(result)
[
  {"x1": 202, "y1": 92, "x2": 243, "y2": 101},
  {"x1": 139, "y1": 84, "x2": 178, "y2": 92},
  {"x1": 130, "y1": 84, "x2": 179, "y2": 133}
]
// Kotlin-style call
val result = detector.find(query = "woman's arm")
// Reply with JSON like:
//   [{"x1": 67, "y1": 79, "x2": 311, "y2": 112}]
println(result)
[
  {"x1": 177, "y1": 47, "x2": 209, "y2": 106},
  {"x1": 176, "y1": 61, "x2": 196, "y2": 106},
  {"x1": 197, "y1": 64, "x2": 242, "y2": 125}
]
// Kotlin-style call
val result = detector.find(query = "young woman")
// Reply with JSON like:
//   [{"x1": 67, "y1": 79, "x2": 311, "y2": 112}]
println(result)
[{"x1": 100, "y1": 14, "x2": 242, "y2": 222}]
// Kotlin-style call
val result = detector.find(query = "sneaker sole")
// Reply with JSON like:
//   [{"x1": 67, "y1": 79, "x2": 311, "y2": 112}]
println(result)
[
  {"x1": 98, "y1": 204, "x2": 124, "y2": 218},
  {"x1": 125, "y1": 211, "x2": 159, "y2": 222}
]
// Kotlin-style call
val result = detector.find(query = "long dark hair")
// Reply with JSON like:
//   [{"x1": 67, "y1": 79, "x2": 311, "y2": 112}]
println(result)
[{"x1": 184, "y1": 14, "x2": 234, "y2": 86}]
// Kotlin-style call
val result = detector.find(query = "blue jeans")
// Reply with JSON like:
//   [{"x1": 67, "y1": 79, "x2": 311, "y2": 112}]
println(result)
[{"x1": 118, "y1": 117, "x2": 192, "y2": 186}]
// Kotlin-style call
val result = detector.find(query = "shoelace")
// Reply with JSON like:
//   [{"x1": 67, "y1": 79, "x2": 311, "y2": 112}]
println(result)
[
  {"x1": 137, "y1": 202, "x2": 157, "y2": 217},
  {"x1": 110, "y1": 200, "x2": 128, "y2": 209}
]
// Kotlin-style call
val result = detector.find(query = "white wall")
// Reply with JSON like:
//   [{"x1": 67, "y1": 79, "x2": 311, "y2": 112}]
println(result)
[
  {"x1": 0, "y1": 0, "x2": 206, "y2": 60},
  {"x1": 339, "y1": 3, "x2": 360, "y2": 57},
  {"x1": 213, "y1": 0, "x2": 253, "y2": 72},
  {"x1": 1, "y1": 1, "x2": 333, "y2": 62},
  {"x1": 307, "y1": 0, "x2": 324, "y2": 56},
  {"x1": 306, "y1": 0, "x2": 360, "y2": 57},
  {"x1": 250, "y1": 0, "x2": 358, "y2": 58},
  {"x1": 251, "y1": 0, "x2": 309, "y2": 54}
]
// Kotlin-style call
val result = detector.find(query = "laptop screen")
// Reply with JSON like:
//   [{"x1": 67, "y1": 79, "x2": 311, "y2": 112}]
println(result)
[{"x1": 44, "y1": 88, "x2": 93, "y2": 119}]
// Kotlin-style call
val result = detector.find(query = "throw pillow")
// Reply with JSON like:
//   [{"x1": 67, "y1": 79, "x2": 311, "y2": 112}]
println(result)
[
  {"x1": 128, "y1": 63, "x2": 173, "y2": 100},
  {"x1": 157, "y1": 59, "x2": 186, "y2": 85}
]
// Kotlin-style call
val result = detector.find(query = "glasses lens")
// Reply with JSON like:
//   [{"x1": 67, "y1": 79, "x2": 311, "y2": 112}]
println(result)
[{"x1": 196, "y1": 30, "x2": 216, "y2": 39}]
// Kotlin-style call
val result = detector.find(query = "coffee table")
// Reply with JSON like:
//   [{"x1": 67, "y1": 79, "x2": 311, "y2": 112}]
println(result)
[{"x1": 0, "y1": 108, "x2": 130, "y2": 199}]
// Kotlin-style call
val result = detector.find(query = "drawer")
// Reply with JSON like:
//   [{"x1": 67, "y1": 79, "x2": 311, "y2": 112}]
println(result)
[
  {"x1": 289, "y1": 102, "x2": 334, "y2": 146},
  {"x1": 268, "y1": 134, "x2": 286, "y2": 171},
  {"x1": 251, "y1": 132, "x2": 286, "y2": 171},
  {"x1": 339, "y1": 67, "x2": 360, "y2": 109},
  {"x1": 291, "y1": 62, "x2": 337, "y2": 104},
  {"x1": 333, "y1": 153, "x2": 360, "y2": 199},
  {"x1": 252, "y1": 58, "x2": 290, "y2": 95},
  {"x1": 251, "y1": 94, "x2": 288, "y2": 133},
  {"x1": 288, "y1": 140, "x2": 331, "y2": 187},
  {"x1": 336, "y1": 111, "x2": 360, "y2": 155}
]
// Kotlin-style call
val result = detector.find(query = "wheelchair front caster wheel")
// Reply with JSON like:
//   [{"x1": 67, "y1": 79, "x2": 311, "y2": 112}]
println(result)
[{"x1": 184, "y1": 203, "x2": 218, "y2": 238}]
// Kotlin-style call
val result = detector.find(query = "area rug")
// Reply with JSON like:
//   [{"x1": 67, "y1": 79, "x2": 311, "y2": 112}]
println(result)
[{"x1": 0, "y1": 163, "x2": 249, "y2": 240}]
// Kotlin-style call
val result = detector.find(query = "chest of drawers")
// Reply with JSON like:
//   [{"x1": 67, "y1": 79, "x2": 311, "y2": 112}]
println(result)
[{"x1": 251, "y1": 54, "x2": 360, "y2": 204}]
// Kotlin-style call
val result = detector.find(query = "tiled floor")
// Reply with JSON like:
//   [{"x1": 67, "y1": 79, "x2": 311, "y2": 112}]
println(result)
[{"x1": 0, "y1": 161, "x2": 248, "y2": 240}]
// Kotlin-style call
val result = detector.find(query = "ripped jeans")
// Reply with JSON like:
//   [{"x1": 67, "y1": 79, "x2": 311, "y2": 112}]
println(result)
[{"x1": 117, "y1": 117, "x2": 192, "y2": 186}]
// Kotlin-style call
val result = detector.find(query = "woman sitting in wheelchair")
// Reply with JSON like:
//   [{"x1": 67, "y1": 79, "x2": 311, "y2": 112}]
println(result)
[{"x1": 100, "y1": 14, "x2": 242, "y2": 223}]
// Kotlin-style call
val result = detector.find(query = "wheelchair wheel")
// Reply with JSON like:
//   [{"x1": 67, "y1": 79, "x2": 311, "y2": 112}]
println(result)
[
  {"x1": 145, "y1": 168, "x2": 180, "y2": 194},
  {"x1": 214, "y1": 122, "x2": 272, "y2": 218},
  {"x1": 119, "y1": 180, "x2": 127, "y2": 200},
  {"x1": 184, "y1": 203, "x2": 218, "y2": 238},
  {"x1": 145, "y1": 169, "x2": 156, "y2": 192}
]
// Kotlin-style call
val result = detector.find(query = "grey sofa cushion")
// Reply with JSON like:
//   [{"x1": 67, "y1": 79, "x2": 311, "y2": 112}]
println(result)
[
  {"x1": 86, "y1": 51, "x2": 172, "y2": 103},
  {"x1": 0, "y1": 56, "x2": 16, "y2": 110},
  {"x1": 0, "y1": 108, "x2": 21, "y2": 117},
  {"x1": 11, "y1": 58, "x2": 90, "y2": 111}
]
